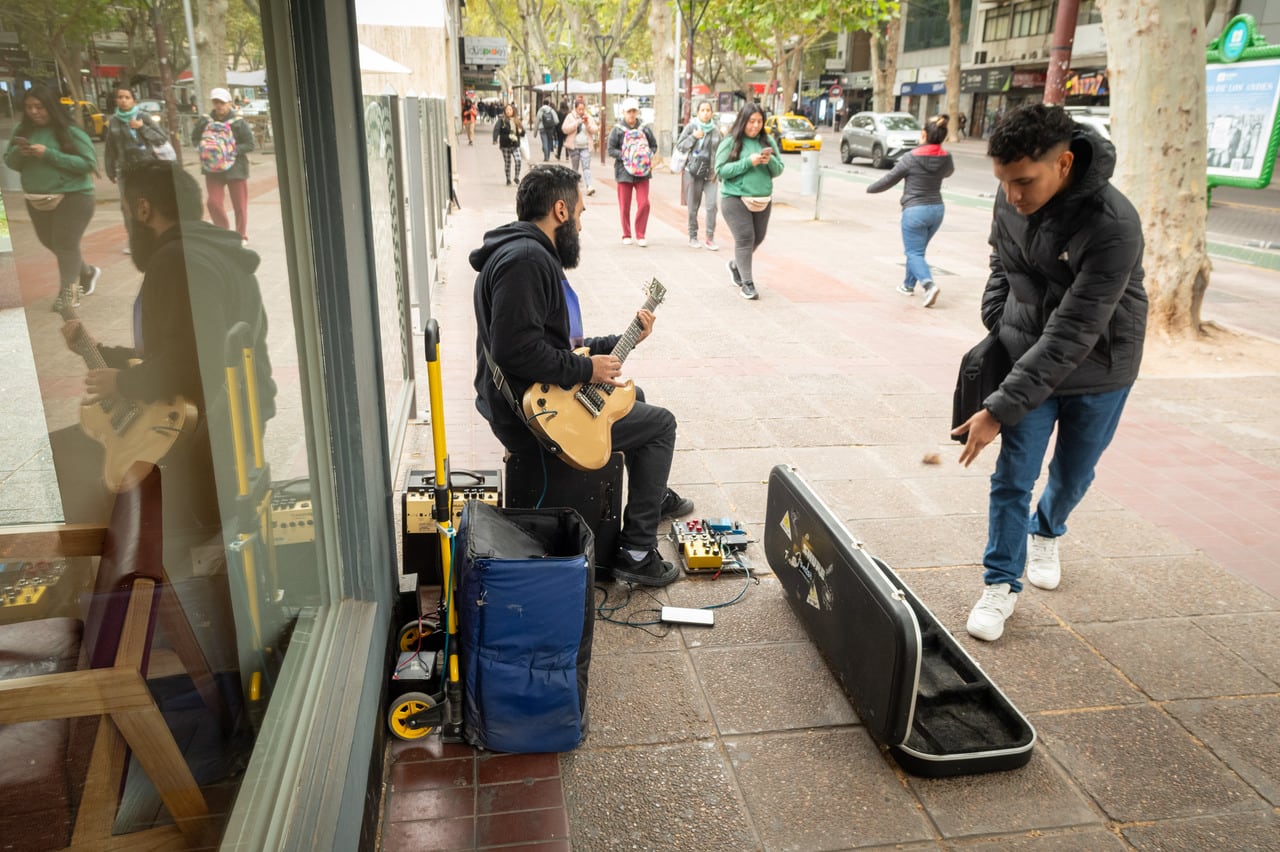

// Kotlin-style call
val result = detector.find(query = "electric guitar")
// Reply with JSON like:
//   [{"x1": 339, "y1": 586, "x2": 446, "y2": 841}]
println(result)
[
  {"x1": 59, "y1": 303, "x2": 199, "y2": 492},
  {"x1": 522, "y1": 278, "x2": 667, "y2": 471}
]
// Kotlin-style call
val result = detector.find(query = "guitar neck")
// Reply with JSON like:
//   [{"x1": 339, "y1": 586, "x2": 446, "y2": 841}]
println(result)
[
  {"x1": 60, "y1": 305, "x2": 110, "y2": 372},
  {"x1": 610, "y1": 292, "x2": 662, "y2": 365}
]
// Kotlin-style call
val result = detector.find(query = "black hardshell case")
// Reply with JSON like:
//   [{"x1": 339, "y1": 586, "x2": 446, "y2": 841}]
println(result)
[{"x1": 764, "y1": 465, "x2": 1035, "y2": 777}]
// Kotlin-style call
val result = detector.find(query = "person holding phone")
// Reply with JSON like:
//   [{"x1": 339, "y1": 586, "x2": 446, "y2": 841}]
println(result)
[
  {"x1": 714, "y1": 103, "x2": 783, "y2": 300},
  {"x1": 4, "y1": 86, "x2": 100, "y2": 312}
]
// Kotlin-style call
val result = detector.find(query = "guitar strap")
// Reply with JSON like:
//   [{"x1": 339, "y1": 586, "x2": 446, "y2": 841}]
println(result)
[{"x1": 481, "y1": 342, "x2": 563, "y2": 456}]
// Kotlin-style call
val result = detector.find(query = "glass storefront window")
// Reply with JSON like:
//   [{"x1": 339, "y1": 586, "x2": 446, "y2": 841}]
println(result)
[{"x1": 0, "y1": 9, "x2": 327, "y2": 848}]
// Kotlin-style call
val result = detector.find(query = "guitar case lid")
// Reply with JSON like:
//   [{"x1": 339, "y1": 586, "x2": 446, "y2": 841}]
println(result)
[{"x1": 764, "y1": 465, "x2": 1035, "y2": 777}]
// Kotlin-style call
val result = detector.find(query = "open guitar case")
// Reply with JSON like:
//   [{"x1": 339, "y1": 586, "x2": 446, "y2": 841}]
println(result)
[{"x1": 764, "y1": 465, "x2": 1035, "y2": 777}]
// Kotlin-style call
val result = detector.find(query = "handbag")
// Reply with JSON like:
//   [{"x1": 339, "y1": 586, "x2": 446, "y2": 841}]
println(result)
[
  {"x1": 669, "y1": 148, "x2": 688, "y2": 174},
  {"x1": 742, "y1": 196, "x2": 771, "y2": 212},
  {"x1": 150, "y1": 140, "x2": 178, "y2": 161},
  {"x1": 951, "y1": 332, "x2": 1013, "y2": 444},
  {"x1": 518, "y1": 135, "x2": 530, "y2": 160}
]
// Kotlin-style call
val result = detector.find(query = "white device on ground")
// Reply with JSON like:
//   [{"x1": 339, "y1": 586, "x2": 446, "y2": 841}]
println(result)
[{"x1": 660, "y1": 606, "x2": 715, "y2": 626}]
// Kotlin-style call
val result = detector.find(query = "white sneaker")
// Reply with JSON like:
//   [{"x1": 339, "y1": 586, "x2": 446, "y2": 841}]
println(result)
[
  {"x1": 966, "y1": 583, "x2": 1018, "y2": 641},
  {"x1": 622, "y1": 237, "x2": 632, "y2": 245},
  {"x1": 1026, "y1": 534, "x2": 1061, "y2": 590},
  {"x1": 636, "y1": 238, "x2": 648, "y2": 247},
  {"x1": 921, "y1": 281, "x2": 939, "y2": 308}
]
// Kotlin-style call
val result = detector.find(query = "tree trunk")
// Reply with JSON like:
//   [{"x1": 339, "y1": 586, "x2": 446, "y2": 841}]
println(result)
[
  {"x1": 1100, "y1": 0, "x2": 1210, "y2": 338},
  {"x1": 649, "y1": 0, "x2": 675, "y2": 155},
  {"x1": 195, "y1": 0, "x2": 230, "y2": 96},
  {"x1": 946, "y1": 0, "x2": 962, "y2": 140},
  {"x1": 871, "y1": 15, "x2": 900, "y2": 112}
]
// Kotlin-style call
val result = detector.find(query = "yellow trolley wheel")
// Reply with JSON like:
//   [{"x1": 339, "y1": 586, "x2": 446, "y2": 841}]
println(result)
[
  {"x1": 388, "y1": 691, "x2": 437, "y2": 741},
  {"x1": 397, "y1": 619, "x2": 439, "y2": 653}
]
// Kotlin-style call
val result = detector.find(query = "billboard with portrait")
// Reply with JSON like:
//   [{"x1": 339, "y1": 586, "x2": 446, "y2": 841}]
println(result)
[{"x1": 1205, "y1": 59, "x2": 1280, "y2": 181}]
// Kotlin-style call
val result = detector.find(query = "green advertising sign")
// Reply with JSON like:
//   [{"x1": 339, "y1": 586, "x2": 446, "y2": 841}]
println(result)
[{"x1": 1206, "y1": 15, "x2": 1280, "y2": 193}]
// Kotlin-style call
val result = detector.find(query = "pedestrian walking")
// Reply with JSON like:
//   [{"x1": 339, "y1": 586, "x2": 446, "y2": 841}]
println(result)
[
  {"x1": 192, "y1": 87, "x2": 256, "y2": 243},
  {"x1": 555, "y1": 99, "x2": 570, "y2": 160},
  {"x1": 105, "y1": 84, "x2": 171, "y2": 251},
  {"x1": 462, "y1": 97, "x2": 477, "y2": 145},
  {"x1": 866, "y1": 113, "x2": 954, "y2": 307},
  {"x1": 957, "y1": 113, "x2": 967, "y2": 139},
  {"x1": 675, "y1": 99, "x2": 721, "y2": 251},
  {"x1": 952, "y1": 104, "x2": 1147, "y2": 643},
  {"x1": 492, "y1": 103, "x2": 525, "y2": 185},
  {"x1": 607, "y1": 97, "x2": 657, "y2": 246},
  {"x1": 3, "y1": 86, "x2": 100, "y2": 312},
  {"x1": 715, "y1": 103, "x2": 783, "y2": 300},
  {"x1": 561, "y1": 99, "x2": 598, "y2": 196},
  {"x1": 536, "y1": 99, "x2": 560, "y2": 162}
]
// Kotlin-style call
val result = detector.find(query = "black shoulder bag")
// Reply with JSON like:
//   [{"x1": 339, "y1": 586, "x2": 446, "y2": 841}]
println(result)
[{"x1": 951, "y1": 332, "x2": 1012, "y2": 444}]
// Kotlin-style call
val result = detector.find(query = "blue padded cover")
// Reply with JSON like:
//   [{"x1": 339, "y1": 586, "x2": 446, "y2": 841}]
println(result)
[{"x1": 458, "y1": 501, "x2": 593, "y2": 753}]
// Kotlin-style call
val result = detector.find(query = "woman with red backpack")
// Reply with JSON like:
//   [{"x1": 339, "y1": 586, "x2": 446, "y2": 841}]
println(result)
[{"x1": 607, "y1": 98, "x2": 657, "y2": 246}]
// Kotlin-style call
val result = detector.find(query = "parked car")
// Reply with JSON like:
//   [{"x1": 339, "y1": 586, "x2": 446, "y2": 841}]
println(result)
[
  {"x1": 764, "y1": 113, "x2": 821, "y2": 153},
  {"x1": 839, "y1": 111, "x2": 922, "y2": 169},
  {"x1": 135, "y1": 99, "x2": 167, "y2": 129},
  {"x1": 1064, "y1": 105, "x2": 1111, "y2": 140},
  {"x1": 60, "y1": 98, "x2": 106, "y2": 140},
  {"x1": 240, "y1": 99, "x2": 271, "y2": 117}
]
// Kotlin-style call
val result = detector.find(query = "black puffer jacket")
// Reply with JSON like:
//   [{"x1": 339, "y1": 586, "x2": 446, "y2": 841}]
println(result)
[
  {"x1": 470, "y1": 222, "x2": 619, "y2": 452},
  {"x1": 981, "y1": 127, "x2": 1147, "y2": 426}
]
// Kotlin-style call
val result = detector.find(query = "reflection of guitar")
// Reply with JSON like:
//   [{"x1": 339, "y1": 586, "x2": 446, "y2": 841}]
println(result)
[
  {"x1": 60, "y1": 304, "x2": 199, "y2": 492},
  {"x1": 522, "y1": 279, "x2": 667, "y2": 471}
]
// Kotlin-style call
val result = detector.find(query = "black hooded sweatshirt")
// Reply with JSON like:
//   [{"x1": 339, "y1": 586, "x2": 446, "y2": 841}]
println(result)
[
  {"x1": 980, "y1": 127, "x2": 1147, "y2": 427},
  {"x1": 470, "y1": 222, "x2": 618, "y2": 451}
]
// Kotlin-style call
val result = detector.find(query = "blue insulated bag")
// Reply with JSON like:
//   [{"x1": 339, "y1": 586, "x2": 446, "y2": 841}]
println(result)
[{"x1": 456, "y1": 500, "x2": 595, "y2": 752}]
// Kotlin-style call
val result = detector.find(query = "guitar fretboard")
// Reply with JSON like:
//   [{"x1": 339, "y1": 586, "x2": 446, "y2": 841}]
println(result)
[{"x1": 62, "y1": 306, "x2": 140, "y2": 435}]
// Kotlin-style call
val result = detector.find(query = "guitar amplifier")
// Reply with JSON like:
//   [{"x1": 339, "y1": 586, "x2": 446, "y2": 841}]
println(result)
[
  {"x1": 504, "y1": 451, "x2": 622, "y2": 570},
  {"x1": 402, "y1": 469, "x2": 502, "y2": 582}
]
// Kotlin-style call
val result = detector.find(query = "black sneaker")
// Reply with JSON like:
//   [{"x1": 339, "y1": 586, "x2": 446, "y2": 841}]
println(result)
[
  {"x1": 612, "y1": 549, "x2": 679, "y2": 587},
  {"x1": 80, "y1": 265, "x2": 100, "y2": 297},
  {"x1": 660, "y1": 488, "x2": 694, "y2": 519},
  {"x1": 726, "y1": 260, "x2": 741, "y2": 286},
  {"x1": 740, "y1": 281, "x2": 759, "y2": 300}
]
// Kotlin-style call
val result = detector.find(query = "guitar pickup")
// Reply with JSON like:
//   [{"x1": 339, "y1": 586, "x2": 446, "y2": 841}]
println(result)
[{"x1": 575, "y1": 387, "x2": 605, "y2": 416}]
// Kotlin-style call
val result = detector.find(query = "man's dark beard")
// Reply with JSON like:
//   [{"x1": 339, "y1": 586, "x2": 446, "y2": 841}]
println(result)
[
  {"x1": 554, "y1": 217, "x2": 580, "y2": 269},
  {"x1": 128, "y1": 220, "x2": 159, "y2": 271}
]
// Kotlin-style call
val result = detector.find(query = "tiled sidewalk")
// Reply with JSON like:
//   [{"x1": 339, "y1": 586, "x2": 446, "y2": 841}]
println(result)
[{"x1": 379, "y1": 128, "x2": 1280, "y2": 851}]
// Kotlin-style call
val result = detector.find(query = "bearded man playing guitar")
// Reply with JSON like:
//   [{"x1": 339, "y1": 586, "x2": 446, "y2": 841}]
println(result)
[
  {"x1": 50, "y1": 161, "x2": 275, "y2": 541},
  {"x1": 472, "y1": 165, "x2": 693, "y2": 587}
]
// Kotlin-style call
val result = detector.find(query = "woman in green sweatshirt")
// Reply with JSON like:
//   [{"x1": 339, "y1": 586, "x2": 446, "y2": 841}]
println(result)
[
  {"x1": 715, "y1": 103, "x2": 783, "y2": 301},
  {"x1": 4, "y1": 86, "x2": 100, "y2": 312}
]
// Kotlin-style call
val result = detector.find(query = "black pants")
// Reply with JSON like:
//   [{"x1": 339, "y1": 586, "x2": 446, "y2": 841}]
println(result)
[{"x1": 28, "y1": 192, "x2": 94, "y2": 288}]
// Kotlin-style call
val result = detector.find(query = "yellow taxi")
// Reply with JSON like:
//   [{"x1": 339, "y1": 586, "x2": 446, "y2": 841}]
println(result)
[
  {"x1": 764, "y1": 113, "x2": 821, "y2": 152},
  {"x1": 59, "y1": 98, "x2": 107, "y2": 141}
]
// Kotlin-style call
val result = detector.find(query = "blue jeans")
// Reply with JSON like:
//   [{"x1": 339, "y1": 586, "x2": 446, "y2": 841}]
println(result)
[
  {"x1": 983, "y1": 387, "x2": 1132, "y2": 592},
  {"x1": 900, "y1": 203, "x2": 944, "y2": 290}
]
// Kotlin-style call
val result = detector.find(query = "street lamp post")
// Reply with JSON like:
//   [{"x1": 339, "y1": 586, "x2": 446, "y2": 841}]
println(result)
[{"x1": 591, "y1": 35, "x2": 614, "y2": 165}]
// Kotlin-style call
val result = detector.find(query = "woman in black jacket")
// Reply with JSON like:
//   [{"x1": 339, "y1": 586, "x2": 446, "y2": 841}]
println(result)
[
  {"x1": 866, "y1": 114, "x2": 954, "y2": 307},
  {"x1": 492, "y1": 103, "x2": 525, "y2": 185}
]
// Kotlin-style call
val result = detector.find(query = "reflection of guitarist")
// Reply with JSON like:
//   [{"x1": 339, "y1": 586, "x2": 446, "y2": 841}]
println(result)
[
  {"x1": 51, "y1": 161, "x2": 275, "y2": 537},
  {"x1": 471, "y1": 165, "x2": 693, "y2": 588}
]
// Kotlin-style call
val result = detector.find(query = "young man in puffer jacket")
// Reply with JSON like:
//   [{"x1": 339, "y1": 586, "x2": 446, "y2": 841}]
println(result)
[{"x1": 953, "y1": 104, "x2": 1148, "y2": 642}]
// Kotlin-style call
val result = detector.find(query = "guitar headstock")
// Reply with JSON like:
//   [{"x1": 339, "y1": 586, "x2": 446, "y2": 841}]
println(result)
[{"x1": 644, "y1": 278, "x2": 667, "y2": 306}]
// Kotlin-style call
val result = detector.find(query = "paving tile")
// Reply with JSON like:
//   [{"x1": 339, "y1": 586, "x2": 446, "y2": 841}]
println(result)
[
  {"x1": 725, "y1": 728, "x2": 934, "y2": 849},
  {"x1": 947, "y1": 827, "x2": 1126, "y2": 849},
  {"x1": 906, "y1": 749, "x2": 1097, "y2": 838},
  {"x1": 664, "y1": 575, "x2": 808, "y2": 648},
  {"x1": 898, "y1": 565, "x2": 1061, "y2": 637},
  {"x1": 475, "y1": 752, "x2": 561, "y2": 786},
  {"x1": 1065, "y1": 508, "x2": 1198, "y2": 559},
  {"x1": 476, "y1": 777, "x2": 565, "y2": 815},
  {"x1": 561, "y1": 742, "x2": 756, "y2": 851},
  {"x1": 807, "y1": 475, "x2": 929, "y2": 521},
  {"x1": 955, "y1": 626, "x2": 1142, "y2": 712},
  {"x1": 1194, "y1": 611, "x2": 1280, "y2": 682},
  {"x1": 719, "y1": 479, "x2": 770, "y2": 523},
  {"x1": 388, "y1": 785, "x2": 474, "y2": 823},
  {"x1": 691, "y1": 642, "x2": 859, "y2": 735},
  {"x1": 1117, "y1": 554, "x2": 1279, "y2": 616},
  {"x1": 693, "y1": 447, "x2": 798, "y2": 483},
  {"x1": 390, "y1": 756, "x2": 474, "y2": 792},
  {"x1": 1035, "y1": 704, "x2": 1264, "y2": 821},
  {"x1": 589, "y1": 587, "x2": 682, "y2": 654},
  {"x1": 474, "y1": 807, "x2": 569, "y2": 847},
  {"x1": 847, "y1": 514, "x2": 991, "y2": 570},
  {"x1": 1031, "y1": 557, "x2": 1180, "y2": 623},
  {"x1": 1074, "y1": 619, "x2": 1275, "y2": 701},
  {"x1": 380, "y1": 816, "x2": 475, "y2": 852},
  {"x1": 1165, "y1": 696, "x2": 1280, "y2": 805},
  {"x1": 581, "y1": 649, "x2": 714, "y2": 747},
  {"x1": 388, "y1": 738, "x2": 477, "y2": 764},
  {"x1": 1122, "y1": 810, "x2": 1280, "y2": 851}
]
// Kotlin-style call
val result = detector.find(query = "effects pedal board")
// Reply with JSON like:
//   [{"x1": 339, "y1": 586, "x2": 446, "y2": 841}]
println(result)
[
  {"x1": 402, "y1": 470, "x2": 502, "y2": 579},
  {"x1": 271, "y1": 493, "x2": 315, "y2": 545},
  {"x1": 672, "y1": 518, "x2": 752, "y2": 575}
]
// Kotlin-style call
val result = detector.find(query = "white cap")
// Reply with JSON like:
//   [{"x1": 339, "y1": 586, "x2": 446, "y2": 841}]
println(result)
[
  {"x1": 210, "y1": 87, "x2": 232, "y2": 103},
  {"x1": 621, "y1": 97, "x2": 639, "y2": 113}
]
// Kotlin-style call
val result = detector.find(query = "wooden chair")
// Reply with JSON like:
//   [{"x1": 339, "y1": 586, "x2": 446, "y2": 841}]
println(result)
[{"x1": 0, "y1": 467, "x2": 216, "y2": 850}]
